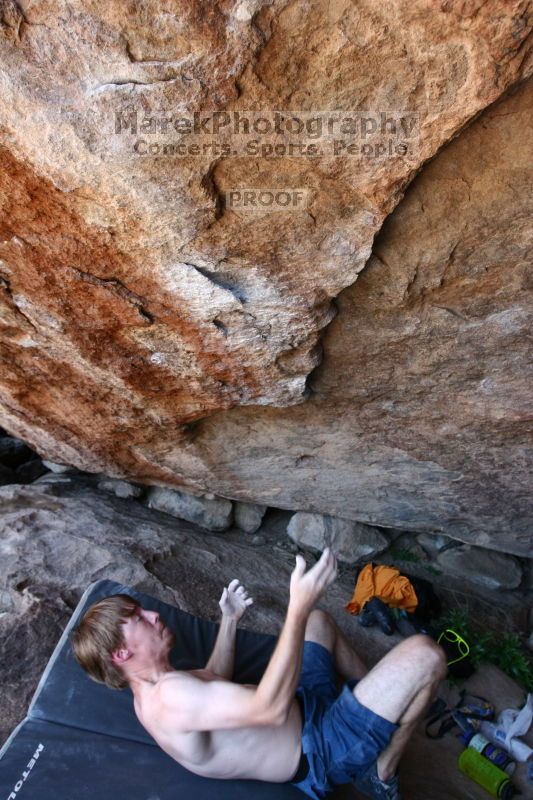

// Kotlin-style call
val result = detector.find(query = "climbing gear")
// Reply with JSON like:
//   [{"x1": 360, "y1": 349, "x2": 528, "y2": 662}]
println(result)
[
  {"x1": 425, "y1": 690, "x2": 494, "y2": 740},
  {"x1": 458, "y1": 748, "x2": 516, "y2": 798},
  {"x1": 461, "y1": 730, "x2": 515, "y2": 774},
  {"x1": 346, "y1": 564, "x2": 418, "y2": 615},
  {"x1": 357, "y1": 597, "x2": 396, "y2": 636}
]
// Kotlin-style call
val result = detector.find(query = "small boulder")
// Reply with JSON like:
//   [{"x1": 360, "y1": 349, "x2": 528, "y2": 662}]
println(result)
[
  {"x1": 97, "y1": 477, "x2": 143, "y2": 500},
  {"x1": 146, "y1": 486, "x2": 233, "y2": 531},
  {"x1": 234, "y1": 501, "x2": 267, "y2": 533},
  {"x1": 389, "y1": 532, "x2": 429, "y2": 563},
  {"x1": 437, "y1": 545, "x2": 523, "y2": 590},
  {"x1": 287, "y1": 512, "x2": 389, "y2": 564},
  {"x1": 33, "y1": 473, "x2": 72, "y2": 485},
  {"x1": 416, "y1": 532, "x2": 453, "y2": 555}
]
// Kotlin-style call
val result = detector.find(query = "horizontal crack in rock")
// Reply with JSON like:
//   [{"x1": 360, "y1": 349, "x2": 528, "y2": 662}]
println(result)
[{"x1": 70, "y1": 268, "x2": 154, "y2": 323}]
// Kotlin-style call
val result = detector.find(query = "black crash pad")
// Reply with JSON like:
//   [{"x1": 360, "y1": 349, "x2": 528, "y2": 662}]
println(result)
[{"x1": 0, "y1": 579, "x2": 304, "y2": 799}]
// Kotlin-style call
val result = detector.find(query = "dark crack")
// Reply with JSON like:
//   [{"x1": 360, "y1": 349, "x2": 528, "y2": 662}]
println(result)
[
  {"x1": 0, "y1": 272, "x2": 38, "y2": 332},
  {"x1": 88, "y1": 75, "x2": 181, "y2": 93},
  {"x1": 70, "y1": 268, "x2": 154, "y2": 323},
  {"x1": 200, "y1": 161, "x2": 225, "y2": 223},
  {"x1": 212, "y1": 317, "x2": 228, "y2": 336},
  {"x1": 432, "y1": 304, "x2": 470, "y2": 321},
  {"x1": 187, "y1": 263, "x2": 246, "y2": 303}
]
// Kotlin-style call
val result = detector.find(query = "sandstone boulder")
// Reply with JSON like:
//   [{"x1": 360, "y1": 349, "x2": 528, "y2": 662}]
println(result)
[
  {"x1": 0, "y1": 3, "x2": 531, "y2": 554},
  {"x1": 437, "y1": 545, "x2": 523, "y2": 590},
  {"x1": 234, "y1": 501, "x2": 267, "y2": 533},
  {"x1": 97, "y1": 477, "x2": 143, "y2": 499},
  {"x1": 42, "y1": 460, "x2": 74, "y2": 474},
  {"x1": 146, "y1": 486, "x2": 233, "y2": 531},
  {"x1": 287, "y1": 512, "x2": 389, "y2": 564}
]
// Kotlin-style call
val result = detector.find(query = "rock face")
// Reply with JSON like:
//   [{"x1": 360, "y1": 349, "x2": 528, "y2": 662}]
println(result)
[
  {"x1": 234, "y1": 500, "x2": 267, "y2": 533},
  {"x1": 97, "y1": 476, "x2": 143, "y2": 499},
  {"x1": 436, "y1": 545, "x2": 523, "y2": 590},
  {"x1": 0, "y1": 3, "x2": 532, "y2": 552},
  {"x1": 134, "y1": 77, "x2": 533, "y2": 557},
  {"x1": 146, "y1": 485, "x2": 233, "y2": 530},
  {"x1": 287, "y1": 512, "x2": 389, "y2": 563}
]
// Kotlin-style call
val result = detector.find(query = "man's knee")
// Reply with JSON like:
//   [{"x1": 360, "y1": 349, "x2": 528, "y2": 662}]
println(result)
[
  {"x1": 307, "y1": 609, "x2": 334, "y2": 630},
  {"x1": 305, "y1": 609, "x2": 336, "y2": 648},
  {"x1": 405, "y1": 635, "x2": 447, "y2": 681}
]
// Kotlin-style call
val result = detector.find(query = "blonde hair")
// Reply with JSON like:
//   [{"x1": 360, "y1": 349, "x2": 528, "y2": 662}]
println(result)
[{"x1": 71, "y1": 594, "x2": 139, "y2": 689}]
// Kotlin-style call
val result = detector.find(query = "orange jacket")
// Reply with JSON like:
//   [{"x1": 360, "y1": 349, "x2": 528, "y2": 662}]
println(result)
[{"x1": 345, "y1": 563, "x2": 418, "y2": 615}]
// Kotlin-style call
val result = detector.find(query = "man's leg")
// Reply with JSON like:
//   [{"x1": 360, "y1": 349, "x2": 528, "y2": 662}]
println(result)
[
  {"x1": 305, "y1": 609, "x2": 368, "y2": 681},
  {"x1": 352, "y1": 635, "x2": 447, "y2": 781}
]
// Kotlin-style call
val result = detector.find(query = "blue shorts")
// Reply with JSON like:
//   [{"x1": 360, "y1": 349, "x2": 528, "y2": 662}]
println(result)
[{"x1": 290, "y1": 641, "x2": 399, "y2": 799}]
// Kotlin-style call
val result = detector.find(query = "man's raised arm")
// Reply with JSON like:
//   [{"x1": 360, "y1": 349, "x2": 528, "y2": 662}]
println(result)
[
  {"x1": 254, "y1": 547, "x2": 337, "y2": 725},
  {"x1": 205, "y1": 579, "x2": 253, "y2": 678},
  {"x1": 158, "y1": 548, "x2": 337, "y2": 732}
]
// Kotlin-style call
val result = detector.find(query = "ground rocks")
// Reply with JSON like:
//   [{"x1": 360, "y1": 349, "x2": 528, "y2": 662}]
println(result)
[
  {"x1": 97, "y1": 477, "x2": 143, "y2": 499},
  {"x1": 287, "y1": 512, "x2": 389, "y2": 564},
  {"x1": 33, "y1": 472, "x2": 72, "y2": 485},
  {"x1": 416, "y1": 533, "x2": 452, "y2": 555},
  {"x1": 146, "y1": 486, "x2": 233, "y2": 531},
  {"x1": 234, "y1": 501, "x2": 267, "y2": 533},
  {"x1": 42, "y1": 460, "x2": 74, "y2": 473},
  {"x1": 437, "y1": 545, "x2": 523, "y2": 590}
]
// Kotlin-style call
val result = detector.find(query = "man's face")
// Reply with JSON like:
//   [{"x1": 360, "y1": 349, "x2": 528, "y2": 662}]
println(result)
[{"x1": 120, "y1": 606, "x2": 175, "y2": 665}]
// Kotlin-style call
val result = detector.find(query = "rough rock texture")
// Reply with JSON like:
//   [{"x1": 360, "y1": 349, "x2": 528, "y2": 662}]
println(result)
[
  {"x1": 97, "y1": 476, "x2": 143, "y2": 499},
  {"x1": 234, "y1": 500, "x2": 267, "y2": 533},
  {"x1": 0, "y1": 3, "x2": 532, "y2": 552},
  {"x1": 287, "y1": 511, "x2": 389, "y2": 563},
  {"x1": 41, "y1": 459, "x2": 74, "y2": 473},
  {"x1": 416, "y1": 532, "x2": 452, "y2": 555},
  {"x1": 1, "y1": 482, "x2": 531, "y2": 800},
  {"x1": 437, "y1": 544, "x2": 523, "y2": 590},
  {"x1": 127, "y1": 76, "x2": 533, "y2": 556},
  {"x1": 146, "y1": 485, "x2": 233, "y2": 530}
]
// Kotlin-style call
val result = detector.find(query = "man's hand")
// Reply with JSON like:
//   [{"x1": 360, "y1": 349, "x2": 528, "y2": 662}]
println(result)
[
  {"x1": 219, "y1": 579, "x2": 253, "y2": 621},
  {"x1": 289, "y1": 547, "x2": 337, "y2": 616}
]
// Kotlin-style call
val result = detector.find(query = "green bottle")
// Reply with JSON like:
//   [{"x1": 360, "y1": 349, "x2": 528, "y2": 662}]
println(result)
[{"x1": 458, "y1": 748, "x2": 515, "y2": 798}]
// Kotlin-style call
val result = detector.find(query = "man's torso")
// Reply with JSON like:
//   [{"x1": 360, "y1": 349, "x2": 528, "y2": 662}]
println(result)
[{"x1": 134, "y1": 668, "x2": 303, "y2": 783}]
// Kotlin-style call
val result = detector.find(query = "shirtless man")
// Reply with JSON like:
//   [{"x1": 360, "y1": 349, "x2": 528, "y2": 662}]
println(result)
[{"x1": 72, "y1": 548, "x2": 446, "y2": 800}]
